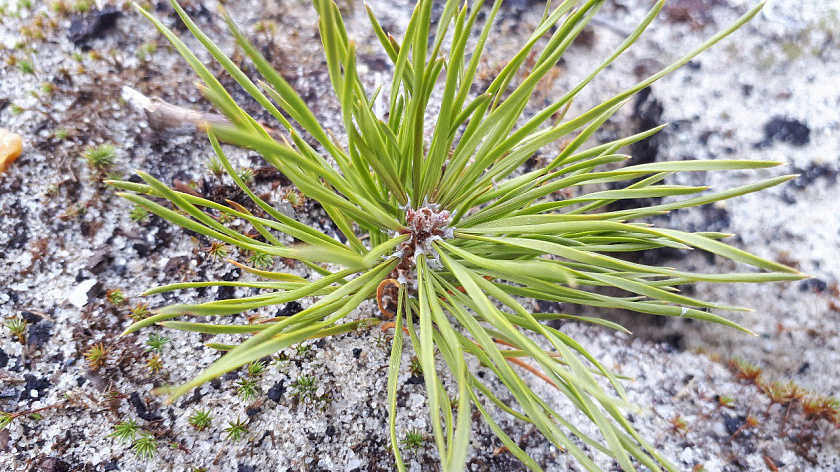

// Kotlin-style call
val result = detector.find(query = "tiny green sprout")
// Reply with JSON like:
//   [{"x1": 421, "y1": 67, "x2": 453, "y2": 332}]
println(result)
[
  {"x1": 130, "y1": 302, "x2": 152, "y2": 322},
  {"x1": 71, "y1": 52, "x2": 84, "y2": 63},
  {"x1": 284, "y1": 189, "x2": 305, "y2": 210},
  {"x1": 293, "y1": 342, "x2": 311, "y2": 359},
  {"x1": 669, "y1": 415, "x2": 689, "y2": 436},
  {"x1": 246, "y1": 360, "x2": 267, "y2": 378},
  {"x1": 236, "y1": 167, "x2": 254, "y2": 184},
  {"x1": 145, "y1": 333, "x2": 170, "y2": 353},
  {"x1": 731, "y1": 415, "x2": 760, "y2": 438},
  {"x1": 17, "y1": 60, "x2": 34, "y2": 75},
  {"x1": 272, "y1": 352, "x2": 290, "y2": 372},
  {"x1": 41, "y1": 82, "x2": 55, "y2": 96},
  {"x1": 9, "y1": 104, "x2": 23, "y2": 116},
  {"x1": 372, "y1": 331, "x2": 390, "y2": 352},
  {"x1": 191, "y1": 468, "x2": 208, "y2": 472},
  {"x1": 146, "y1": 354, "x2": 163, "y2": 373},
  {"x1": 718, "y1": 395, "x2": 736, "y2": 408},
  {"x1": 105, "y1": 170, "x2": 124, "y2": 182},
  {"x1": 50, "y1": 1, "x2": 67, "y2": 14},
  {"x1": 291, "y1": 374, "x2": 317, "y2": 402},
  {"x1": 137, "y1": 41, "x2": 157, "y2": 61},
  {"x1": 223, "y1": 418, "x2": 248, "y2": 441},
  {"x1": 206, "y1": 241, "x2": 228, "y2": 261},
  {"x1": 236, "y1": 378, "x2": 259, "y2": 402},
  {"x1": 216, "y1": 212, "x2": 235, "y2": 224},
  {"x1": 84, "y1": 342, "x2": 109, "y2": 371},
  {"x1": 106, "y1": 288, "x2": 127, "y2": 306},
  {"x1": 132, "y1": 432, "x2": 158, "y2": 460},
  {"x1": 762, "y1": 379, "x2": 799, "y2": 406},
  {"x1": 802, "y1": 395, "x2": 840, "y2": 425},
  {"x1": 253, "y1": 20, "x2": 277, "y2": 35},
  {"x1": 205, "y1": 156, "x2": 224, "y2": 177},
  {"x1": 188, "y1": 409, "x2": 213, "y2": 431},
  {"x1": 247, "y1": 251, "x2": 272, "y2": 270},
  {"x1": 730, "y1": 358, "x2": 764, "y2": 384},
  {"x1": 408, "y1": 356, "x2": 422, "y2": 377},
  {"x1": 130, "y1": 205, "x2": 150, "y2": 223},
  {"x1": 108, "y1": 420, "x2": 140, "y2": 444},
  {"x1": 83, "y1": 144, "x2": 116, "y2": 170},
  {"x1": 401, "y1": 428, "x2": 425, "y2": 451},
  {"x1": 72, "y1": 0, "x2": 91, "y2": 13},
  {"x1": 17, "y1": 0, "x2": 32, "y2": 11},
  {"x1": 0, "y1": 412, "x2": 14, "y2": 430},
  {"x1": 54, "y1": 128, "x2": 68, "y2": 140},
  {"x1": 4, "y1": 316, "x2": 28, "y2": 344},
  {"x1": 105, "y1": 389, "x2": 127, "y2": 401}
]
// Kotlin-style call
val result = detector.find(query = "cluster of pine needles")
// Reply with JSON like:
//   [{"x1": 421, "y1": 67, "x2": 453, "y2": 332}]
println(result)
[{"x1": 109, "y1": 0, "x2": 802, "y2": 470}]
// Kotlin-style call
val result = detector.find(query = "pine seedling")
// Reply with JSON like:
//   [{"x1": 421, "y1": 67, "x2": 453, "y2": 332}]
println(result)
[
  {"x1": 224, "y1": 418, "x2": 248, "y2": 441},
  {"x1": 188, "y1": 409, "x2": 213, "y2": 431},
  {"x1": 109, "y1": 420, "x2": 140, "y2": 444},
  {"x1": 111, "y1": 1, "x2": 804, "y2": 470},
  {"x1": 132, "y1": 432, "x2": 158, "y2": 460}
]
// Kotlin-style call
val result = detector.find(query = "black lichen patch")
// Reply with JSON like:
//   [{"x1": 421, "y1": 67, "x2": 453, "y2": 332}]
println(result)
[
  {"x1": 68, "y1": 8, "x2": 122, "y2": 49},
  {"x1": 757, "y1": 117, "x2": 811, "y2": 148},
  {"x1": 724, "y1": 414, "x2": 747, "y2": 435},
  {"x1": 27, "y1": 321, "x2": 54, "y2": 349},
  {"x1": 278, "y1": 301, "x2": 303, "y2": 317},
  {"x1": 129, "y1": 392, "x2": 163, "y2": 421},
  {"x1": 608, "y1": 86, "x2": 665, "y2": 212},
  {"x1": 781, "y1": 163, "x2": 837, "y2": 204},
  {"x1": 267, "y1": 380, "x2": 286, "y2": 403},
  {"x1": 20, "y1": 374, "x2": 51, "y2": 401}
]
